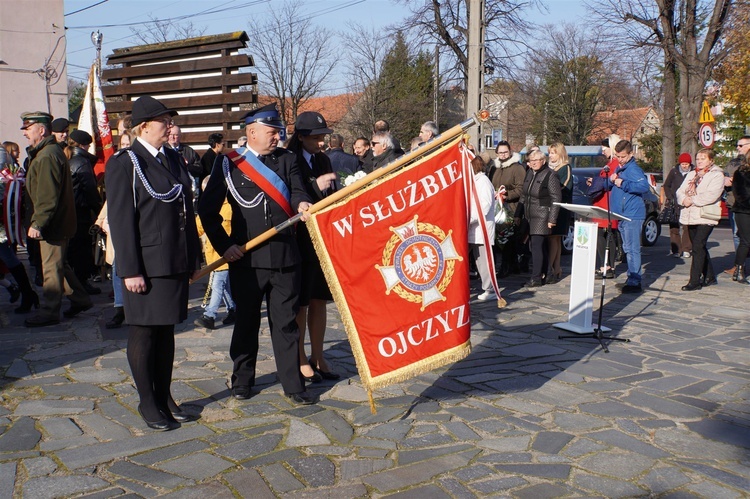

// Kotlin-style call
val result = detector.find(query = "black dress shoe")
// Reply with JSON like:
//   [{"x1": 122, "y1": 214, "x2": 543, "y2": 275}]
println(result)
[
  {"x1": 24, "y1": 315, "x2": 60, "y2": 328},
  {"x1": 83, "y1": 282, "x2": 102, "y2": 295},
  {"x1": 232, "y1": 385, "x2": 252, "y2": 400},
  {"x1": 285, "y1": 391, "x2": 316, "y2": 405},
  {"x1": 63, "y1": 303, "x2": 93, "y2": 318},
  {"x1": 681, "y1": 282, "x2": 703, "y2": 291},
  {"x1": 702, "y1": 277, "x2": 718, "y2": 287},
  {"x1": 545, "y1": 275, "x2": 560, "y2": 285},
  {"x1": 171, "y1": 409, "x2": 199, "y2": 423},
  {"x1": 621, "y1": 284, "x2": 642, "y2": 294},
  {"x1": 138, "y1": 405, "x2": 180, "y2": 431},
  {"x1": 302, "y1": 370, "x2": 322, "y2": 383},
  {"x1": 524, "y1": 279, "x2": 543, "y2": 288},
  {"x1": 311, "y1": 364, "x2": 341, "y2": 380}
]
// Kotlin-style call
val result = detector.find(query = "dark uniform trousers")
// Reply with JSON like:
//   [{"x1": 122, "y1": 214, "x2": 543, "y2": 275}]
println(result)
[{"x1": 229, "y1": 264, "x2": 305, "y2": 395}]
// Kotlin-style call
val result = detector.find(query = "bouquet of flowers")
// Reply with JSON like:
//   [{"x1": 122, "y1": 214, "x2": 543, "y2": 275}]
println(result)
[
  {"x1": 494, "y1": 186, "x2": 515, "y2": 247},
  {"x1": 340, "y1": 170, "x2": 367, "y2": 187}
]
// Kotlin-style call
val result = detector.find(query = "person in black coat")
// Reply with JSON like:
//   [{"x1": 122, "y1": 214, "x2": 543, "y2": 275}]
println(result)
[
  {"x1": 198, "y1": 103, "x2": 316, "y2": 405},
  {"x1": 65, "y1": 130, "x2": 103, "y2": 294},
  {"x1": 730, "y1": 156, "x2": 750, "y2": 282},
  {"x1": 326, "y1": 133, "x2": 360, "y2": 175},
  {"x1": 106, "y1": 96, "x2": 202, "y2": 431},
  {"x1": 514, "y1": 150, "x2": 562, "y2": 287},
  {"x1": 287, "y1": 112, "x2": 341, "y2": 383},
  {"x1": 662, "y1": 153, "x2": 694, "y2": 257}
]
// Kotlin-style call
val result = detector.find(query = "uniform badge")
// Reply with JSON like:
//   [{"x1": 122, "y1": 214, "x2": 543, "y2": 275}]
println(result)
[{"x1": 376, "y1": 216, "x2": 462, "y2": 311}]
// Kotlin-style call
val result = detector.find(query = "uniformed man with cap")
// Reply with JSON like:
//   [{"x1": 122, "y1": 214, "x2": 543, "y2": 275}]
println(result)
[
  {"x1": 106, "y1": 96, "x2": 202, "y2": 430},
  {"x1": 21, "y1": 111, "x2": 93, "y2": 327},
  {"x1": 50, "y1": 118, "x2": 69, "y2": 146},
  {"x1": 285, "y1": 112, "x2": 341, "y2": 383},
  {"x1": 198, "y1": 103, "x2": 316, "y2": 405}
]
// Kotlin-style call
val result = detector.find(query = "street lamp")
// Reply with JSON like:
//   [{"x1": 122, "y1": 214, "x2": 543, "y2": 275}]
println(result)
[{"x1": 542, "y1": 92, "x2": 566, "y2": 145}]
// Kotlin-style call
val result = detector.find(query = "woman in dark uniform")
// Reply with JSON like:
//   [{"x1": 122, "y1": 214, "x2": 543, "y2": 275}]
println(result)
[
  {"x1": 105, "y1": 96, "x2": 202, "y2": 431},
  {"x1": 286, "y1": 112, "x2": 341, "y2": 382}
]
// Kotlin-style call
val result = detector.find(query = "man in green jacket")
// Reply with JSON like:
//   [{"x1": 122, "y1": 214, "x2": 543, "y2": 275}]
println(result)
[{"x1": 21, "y1": 111, "x2": 92, "y2": 327}]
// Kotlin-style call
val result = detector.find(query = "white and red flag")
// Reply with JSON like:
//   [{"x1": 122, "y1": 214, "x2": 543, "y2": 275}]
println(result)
[{"x1": 77, "y1": 65, "x2": 113, "y2": 179}]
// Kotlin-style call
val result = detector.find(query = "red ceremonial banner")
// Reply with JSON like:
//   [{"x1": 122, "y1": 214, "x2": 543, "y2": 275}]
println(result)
[
  {"x1": 77, "y1": 65, "x2": 114, "y2": 179},
  {"x1": 307, "y1": 138, "x2": 473, "y2": 390}
]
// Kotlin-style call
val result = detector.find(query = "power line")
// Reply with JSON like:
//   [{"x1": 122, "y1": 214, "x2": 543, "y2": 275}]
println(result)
[{"x1": 65, "y1": 0, "x2": 110, "y2": 17}]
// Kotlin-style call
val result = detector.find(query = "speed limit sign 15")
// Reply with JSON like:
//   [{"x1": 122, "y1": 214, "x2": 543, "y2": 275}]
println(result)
[{"x1": 699, "y1": 123, "x2": 715, "y2": 148}]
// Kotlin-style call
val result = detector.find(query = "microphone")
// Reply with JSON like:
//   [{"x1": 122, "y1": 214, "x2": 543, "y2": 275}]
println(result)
[{"x1": 603, "y1": 165, "x2": 610, "y2": 174}]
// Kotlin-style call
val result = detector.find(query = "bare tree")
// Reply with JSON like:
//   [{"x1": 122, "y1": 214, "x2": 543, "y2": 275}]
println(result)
[
  {"x1": 395, "y1": 0, "x2": 545, "y2": 89},
  {"x1": 588, "y1": 0, "x2": 732, "y2": 174},
  {"x1": 248, "y1": 0, "x2": 335, "y2": 122},
  {"x1": 129, "y1": 15, "x2": 206, "y2": 44}
]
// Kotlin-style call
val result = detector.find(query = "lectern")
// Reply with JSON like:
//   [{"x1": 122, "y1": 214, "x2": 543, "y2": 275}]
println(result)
[{"x1": 552, "y1": 203, "x2": 630, "y2": 334}]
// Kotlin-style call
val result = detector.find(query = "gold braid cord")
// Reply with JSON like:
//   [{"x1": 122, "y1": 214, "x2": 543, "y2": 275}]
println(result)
[{"x1": 306, "y1": 137, "x2": 471, "y2": 392}]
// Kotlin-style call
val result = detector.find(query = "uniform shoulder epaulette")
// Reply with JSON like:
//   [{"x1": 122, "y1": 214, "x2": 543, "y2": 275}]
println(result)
[{"x1": 113, "y1": 147, "x2": 130, "y2": 157}]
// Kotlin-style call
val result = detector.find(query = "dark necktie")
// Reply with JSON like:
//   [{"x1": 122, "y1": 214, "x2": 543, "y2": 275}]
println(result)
[
  {"x1": 157, "y1": 152, "x2": 169, "y2": 167},
  {"x1": 309, "y1": 154, "x2": 316, "y2": 171}
]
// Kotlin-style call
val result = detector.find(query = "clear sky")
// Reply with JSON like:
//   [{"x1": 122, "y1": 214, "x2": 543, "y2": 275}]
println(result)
[{"x1": 63, "y1": 0, "x2": 588, "y2": 87}]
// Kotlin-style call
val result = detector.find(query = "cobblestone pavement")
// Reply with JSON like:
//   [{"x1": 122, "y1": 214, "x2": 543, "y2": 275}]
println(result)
[{"x1": 1, "y1": 225, "x2": 748, "y2": 498}]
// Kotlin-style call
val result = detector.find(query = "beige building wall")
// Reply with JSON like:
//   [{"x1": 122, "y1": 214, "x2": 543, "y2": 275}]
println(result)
[{"x1": 0, "y1": 0, "x2": 68, "y2": 154}]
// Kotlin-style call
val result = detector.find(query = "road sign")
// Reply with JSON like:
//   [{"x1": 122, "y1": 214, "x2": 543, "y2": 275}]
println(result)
[
  {"x1": 699, "y1": 123, "x2": 715, "y2": 148},
  {"x1": 699, "y1": 101, "x2": 715, "y2": 123}
]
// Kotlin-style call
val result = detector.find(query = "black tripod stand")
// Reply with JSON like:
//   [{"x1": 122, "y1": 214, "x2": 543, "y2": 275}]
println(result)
[{"x1": 558, "y1": 169, "x2": 630, "y2": 353}]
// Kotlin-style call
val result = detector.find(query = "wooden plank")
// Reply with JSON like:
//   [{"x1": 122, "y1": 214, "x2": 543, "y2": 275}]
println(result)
[
  {"x1": 102, "y1": 55, "x2": 252, "y2": 80},
  {"x1": 107, "y1": 40, "x2": 247, "y2": 65},
  {"x1": 105, "y1": 91, "x2": 257, "y2": 113},
  {"x1": 101, "y1": 73, "x2": 257, "y2": 96},
  {"x1": 181, "y1": 130, "x2": 245, "y2": 145},
  {"x1": 170, "y1": 111, "x2": 248, "y2": 126}
]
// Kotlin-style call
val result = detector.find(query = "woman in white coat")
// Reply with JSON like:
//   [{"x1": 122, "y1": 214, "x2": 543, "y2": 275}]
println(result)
[
  {"x1": 469, "y1": 156, "x2": 497, "y2": 301},
  {"x1": 676, "y1": 148, "x2": 725, "y2": 291}
]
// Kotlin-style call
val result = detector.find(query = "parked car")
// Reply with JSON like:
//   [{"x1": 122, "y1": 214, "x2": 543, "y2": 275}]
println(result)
[{"x1": 562, "y1": 167, "x2": 662, "y2": 253}]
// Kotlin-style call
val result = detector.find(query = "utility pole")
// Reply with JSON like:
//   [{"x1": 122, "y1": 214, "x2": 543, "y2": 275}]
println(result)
[{"x1": 466, "y1": 0, "x2": 484, "y2": 151}]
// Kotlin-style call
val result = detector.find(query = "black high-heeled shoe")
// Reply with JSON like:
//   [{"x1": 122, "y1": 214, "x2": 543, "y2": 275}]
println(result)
[
  {"x1": 6, "y1": 284, "x2": 20, "y2": 303},
  {"x1": 310, "y1": 358, "x2": 341, "y2": 380},
  {"x1": 138, "y1": 405, "x2": 180, "y2": 431}
]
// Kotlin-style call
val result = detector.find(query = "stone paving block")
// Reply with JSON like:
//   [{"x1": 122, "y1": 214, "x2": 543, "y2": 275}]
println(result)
[
  {"x1": 75, "y1": 414, "x2": 131, "y2": 441},
  {"x1": 553, "y1": 413, "x2": 609, "y2": 432},
  {"x1": 458, "y1": 478, "x2": 498, "y2": 499},
  {"x1": 13, "y1": 400, "x2": 94, "y2": 417},
  {"x1": 574, "y1": 473, "x2": 648, "y2": 498},
  {"x1": 38, "y1": 417, "x2": 82, "y2": 440},
  {"x1": 108, "y1": 460, "x2": 189, "y2": 489},
  {"x1": 242, "y1": 448, "x2": 303, "y2": 469},
  {"x1": 0, "y1": 462, "x2": 16, "y2": 496},
  {"x1": 39, "y1": 435, "x2": 98, "y2": 452},
  {"x1": 77, "y1": 488, "x2": 127, "y2": 499},
  {"x1": 478, "y1": 435, "x2": 531, "y2": 453},
  {"x1": 669, "y1": 394, "x2": 720, "y2": 412},
  {"x1": 381, "y1": 484, "x2": 452, "y2": 499},
  {"x1": 364, "y1": 421, "x2": 411, "y2": 440},
  {"x1": 243, "y1": 421, "x2": 285, "y2": 436},
  {"x1": 350, "y1": 436, "x2": 398, "y2": 450},
  {"x1": 68, "y1": 367, "x2": 127, "y2": 384},
  {"x1": 444, "y1": 406, "x2": 494, "y2": 422},
  {"x1": 317, "y1": 398, "x2": 359, "y2": 411},
  {"x1": 685, "y1": 419, "x2": 750, "y2": 450},
  {"x1": 685, "y1": 480, "x2": 744, "y2": 499},
  {"x1": 362, "y1": 450, "x2": 477, "y2": 493},
  {"x1": 130, "y1": 440, "x2": 211, "y2": 466},
  {"x1": 156, "y1": 452, "x2": 234, "y2": 480},
  {"x1": 492, "y1": 396, "x2": 553, "y2": 416},
  {"x1": 223, "y1": 468, "x2": 275, "y2": 499},
  {"x1": 476, "y1": 452, "x2": 533, "y2": 463},
  {"x1": 215, "y1": 433, "x2": 281, "y2": 462},
  {"x1": 470, "y1": 418, "x2": 514, "y2": 434},
  {"x1": 351, "y1": 405, "x2": 405, "y2": 425},
  {"x1": 22, "y1": 456, "x2": 57, "y2": 476},
  {"x1": 470, "y1": 476, "x2": 527, "y2": 494},
  {"x1": 637, "y1": 466, "x2": 691, "y2": 495},
  {"x1": 307, "y1": 409, "x2": 353, "y2": 444},
  {"x1": 286, "y1": 419, "x2": 330, "y2": 447},
  {"x1": 55, "y1": 425, "x2": 213, "y2": 469},
  {"x1": 398, "y1": 444, "x2": 474, "y2": 466},
  {"x1": 358, "y1": 447, "x2": 389, "y2": 459},
  {"x1": 588, "y1": 429, "x2": 670, "y2": 458},
  {"x1": 340, "y1": 458, "x2": 392, "y2": 480},
  {"x1": 4, "y1": 359, "x2": 30, "y2": 379},
  {"x1": 514, "y1": 482, "x2": 575, "y2": 499},
  {"x1": 578, "y1": 451, "x2": 656, "y2": 479},
  {"x1": 452, "y1": 463, "x2": 495, "y2": 482},
  {"x1": 0, "y1": 417, "x2": 41, "y2": 455},
  {"x1": 287, "y1": 455, "x2": 335, "y2": 487},
  {"x1": 621, "y1": 391, "x2": 706, "y2": 418},
  {"x1": 577, "y1": 380, "x2": 630, "y2": 392},
  {"x1": 21, "y1": 476, "x2": 110, "y2": 499},
  {"x1": 579, "y1": 401, "x2": 654, "y2": 419},
  {"x1": 260, "y1": 462, "x2": 304, "y2": 493},
  {"x1": 676, "y1": 461, "x2": 750, "y2": 491},
  {"x1": 400, "y1": 432, "x2": 454, "y2": 448},
  {"x1": 283, "y1": 484, "x2": 370, "y2": 499},
  {"x1": 443, "y1": 421, "x2": 480, "y2": 440},
  {"x1": 494, "y1": 463, "x2": 571, "y2": 479},
  {"x1": 157, "y1": 482, "x2": 235, "y2": 499},
  {"x1": 531, "y1": 431, "x2": 574, "y2": 454}
]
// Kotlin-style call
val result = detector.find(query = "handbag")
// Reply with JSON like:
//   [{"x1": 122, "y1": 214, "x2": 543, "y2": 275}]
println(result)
[
  {"x1": 657, "y1": 200, "x2": 679, "y2": 224},
  {"x1": 700, "y1": 202, "x2": 722, "y2": 221}
]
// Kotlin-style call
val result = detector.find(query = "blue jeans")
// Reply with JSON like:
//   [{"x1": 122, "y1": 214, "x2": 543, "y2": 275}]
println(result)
[
  {"x1": 205, "y1": 269, "x2": 235, "y2": 318},
  {"x1": 729, "y1": 211, "x2": 740, "y2": 250},
  {"x1": 619, "y1": 219, "x2": 643, "y2": 286},
  {"x1": 112, "y1": 259, "x2": 123, "y2": 308}
]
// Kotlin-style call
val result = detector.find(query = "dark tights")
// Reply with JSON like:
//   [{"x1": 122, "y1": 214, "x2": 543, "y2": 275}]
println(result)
[
  {"x1": 127, "y1": 325, "x2": 178, "y2": 421},
  {"x1": 529, "y1": 235, "x2": 548, "y2": 281}
]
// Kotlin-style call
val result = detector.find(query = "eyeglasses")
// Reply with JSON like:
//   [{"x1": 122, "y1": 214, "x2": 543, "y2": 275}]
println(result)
[
  {"x1": 152, "y1": 118, "x2": 174, "y2": 127},
  {"x1": 528, "y1": 158, "x2": 544, "y2": 162},
  {"x1": 371, "y1": 141, "x2": 380, "y2": 146},
  {"x1": 737, "y1": 143, "x2": 749, "y2": 148}
]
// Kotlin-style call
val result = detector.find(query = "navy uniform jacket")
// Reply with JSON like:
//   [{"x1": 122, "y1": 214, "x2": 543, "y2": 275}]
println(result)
[
  {"x1": 105, "y1": 140, "x2": 202, "y2": 279},
  {"x1": 198, "y1": 148, "x2": 312, "y2": 269},
  {"x1": 295, "y1": 150, "x2": 334, "y2": 261}
]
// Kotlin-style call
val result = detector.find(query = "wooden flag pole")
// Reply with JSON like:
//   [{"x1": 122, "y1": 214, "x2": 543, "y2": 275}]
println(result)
[{"x1": 191, "y1": 114, "x2": 482, "y2": 283}]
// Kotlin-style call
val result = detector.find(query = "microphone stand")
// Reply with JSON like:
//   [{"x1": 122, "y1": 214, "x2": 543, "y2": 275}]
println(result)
[{"x1": 558, "y1": 165, "x2": 630, "y2": 353}]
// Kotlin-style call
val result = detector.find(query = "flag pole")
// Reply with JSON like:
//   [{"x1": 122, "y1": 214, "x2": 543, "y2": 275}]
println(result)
[{"x1": 191, "y1": 114, "x2": 483, "y2": 283}]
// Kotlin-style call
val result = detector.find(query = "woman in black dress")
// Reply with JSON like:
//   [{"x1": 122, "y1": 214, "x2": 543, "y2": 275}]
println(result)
[{"x1": 106, "y1": 96, "x2": 202, "y2": 430}]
